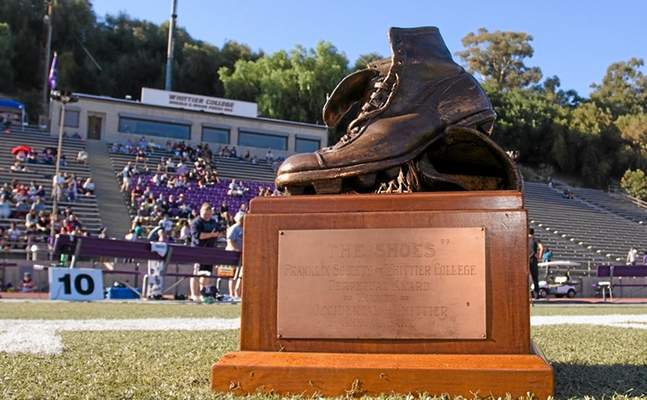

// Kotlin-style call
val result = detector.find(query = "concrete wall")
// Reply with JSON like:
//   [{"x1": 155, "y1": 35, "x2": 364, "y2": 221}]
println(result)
[{"x1": 49, "y1": 95, "x2": 327, "y2": 158}]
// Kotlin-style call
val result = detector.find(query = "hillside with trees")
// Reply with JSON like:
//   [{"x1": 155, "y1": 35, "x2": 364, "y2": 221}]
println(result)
[{"x1": 1, "y1": 1, "x2": 646, "y2": 190}]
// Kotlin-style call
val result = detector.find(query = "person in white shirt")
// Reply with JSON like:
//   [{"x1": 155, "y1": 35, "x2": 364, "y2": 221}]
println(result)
[
  {"x1": 179, "y1": 220, "x2": 191, "y2": 245},
  {"x1": 627, "y1": 247, "x2": 638, "y2": 266},
  {"x1": 76, "y1": 150, "x2": 88, "y2": 164},
  {"x1": 82, "y1": 178, "x2": 95, "y2": 195}
]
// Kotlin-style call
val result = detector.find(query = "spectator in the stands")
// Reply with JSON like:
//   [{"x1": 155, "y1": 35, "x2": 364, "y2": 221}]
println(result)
[
  {"x1": 25, "y1": 210, "x2": 37, "y2": 231},
  {"x1": 13, "y1": 199, "x2": 29, "y2": 218},
  {"x1": 242, "y1": 149, "x2": 251, "y2": 161},
  {"x1": 219, "y1": 201, "x2": 229, "y2": 216},
  {"x1": 30, "y1": 197, "x2": 45, "y2": 213},
  {"x1": 10, "y1": 161, "x2": 30, "y2": 172},
  {"x1": 642, "y1": 251, "x2": 647, "y2": 265},
  {"x1": 147, "y1": 220, "x2": 166, "y2": 242},
  {"x1": 81, "y1": 178, "x2": 95, "y2": 195},
  {"x1": 26, "y1": 152, "x2": 38, "y2": 164},
  {"x1": 52, "y1": 173, "x2": 65, "y2": 200},
  {"x1": 27, "y1": 181, "x2": 38, "y2": 199},
  {"x1": 265, "y1": 149, "x2": 273, "y2": 161},
  {"x1": 176, "y1": 160, "x2": 188, "y2": 176},
  {"x1": 626, "y1": 247, "x2": 638, "y2": 266},
  {"x1": 227, "y1": 179, "x2": 248, "y2": 197},
  {"x1": 65, "y1": 181, "x2": 77, "y2": 202},
  {"x1": 219, "y1": 146, "x2": 229, "y2": 157},
  {"x1": 0, "y1": 195, "x2": 10, "y2": 218},
  {"x1": 34, "y1": 184, "x2": 46, "y2": 199},
  {"x1": 160, "y1": 214, "x2": 173, "y2": 233},
  {"x1": 165, "y1": 157, "x2": 175, "y2": 172},
  {"x1": 35, "y1": 211, "x2": 50, "y2": 234},
  {"x1": 179, "y1": 219, "x2": 191, "y2": 245},
  {"x1": 234, "y1": 203, "x2": 247, "y2": 221},
  {"x1": 76, "y1": 149, "x2": 89, "y2": 164},
  {"x1": 126, "y1": 220, "x2": 143, "y2": 241},
  {"x1": 14, "y1": 150, "x2": 27, "y2": 162},
  {"x1": 1, "y1": 183, "x2": 11, "y2": 199},
  {"x1": 7, "y1": 222, "x2": 22, "y2": 242},
  {"x1": 135, "y1": 148, "x2": 147, "y2": 163},
  {"x1": 120, "y1": 162, "x2": 133, "y2": 192},
  {"x1": 542, "y1": 247, "x2": 553, "y2": 263},
  {"x1": 21, "y1": 272, "x2": 34, "y2": 293}
]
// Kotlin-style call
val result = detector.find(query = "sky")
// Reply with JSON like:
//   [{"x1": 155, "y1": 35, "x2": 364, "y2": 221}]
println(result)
[{"x1": 92, "y1": 0, "x2": 647, "y2": 97}]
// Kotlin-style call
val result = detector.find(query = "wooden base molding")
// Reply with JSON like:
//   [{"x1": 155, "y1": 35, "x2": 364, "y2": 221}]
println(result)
[{"x1": 212, "y1": 350, "x2": 553, "y2": 398}]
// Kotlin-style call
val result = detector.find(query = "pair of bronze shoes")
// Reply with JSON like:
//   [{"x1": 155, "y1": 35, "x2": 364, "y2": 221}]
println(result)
[{"x1": 275, "y1": 26, "x2": 521, "y2": 195}]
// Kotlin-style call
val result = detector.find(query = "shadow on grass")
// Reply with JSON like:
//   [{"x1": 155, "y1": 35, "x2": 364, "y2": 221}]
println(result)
[{"x1": 554, "y1": 362, "x2": 647, "y2": 398}]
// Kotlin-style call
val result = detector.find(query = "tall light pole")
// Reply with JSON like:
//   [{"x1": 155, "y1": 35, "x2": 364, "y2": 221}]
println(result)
[
  {"x1": 164, "y1": 0, "x2": 178, "y2": 91},
  {"x1": 42, "y1": 0, "x2": 53, "y2": 123},
  {"x1": 49, "y1": 90, "x2": 78, "y2": 242}
]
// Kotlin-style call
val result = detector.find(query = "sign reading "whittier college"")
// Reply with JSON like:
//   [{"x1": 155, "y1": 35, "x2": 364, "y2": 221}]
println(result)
[{"x1": 141, "y1": 87, "x2": 258, "y2": 118}]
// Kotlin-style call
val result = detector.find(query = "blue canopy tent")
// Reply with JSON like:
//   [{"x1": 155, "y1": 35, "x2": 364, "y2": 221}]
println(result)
[{"x1": 0, "y1": 98, "x2": 26, "y2": 126}]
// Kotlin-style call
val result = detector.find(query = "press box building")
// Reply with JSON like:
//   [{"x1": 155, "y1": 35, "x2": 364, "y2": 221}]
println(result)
[{"x1": 49, "y1": 87, "x2": 327, "y2": 157}]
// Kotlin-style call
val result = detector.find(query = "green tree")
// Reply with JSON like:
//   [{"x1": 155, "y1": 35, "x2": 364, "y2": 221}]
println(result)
[
  {"x1": 220, "y1": 41, "x2": 349, "y2": 124},
  {"x1": 591, "y1": 58, "x2": 647, "y2": 117},
  {"x1": 456, "y1": 28, "x2": 542, "y2": 90},
  {"x1": 568, "y1": 102, "x2": 613, "y2": 136},
  {"x1": 620, "y1": 169, "x2": 647, "y2": 199},
  {"x1": 175, "y1": 42, "x2": 222, "y2": 96},
  {"x1": 616, "y1": 113, "x2": 647, "y2": 147},
  {"x1": 0, "y1": 22, "x2": 14, "y2": 93}
]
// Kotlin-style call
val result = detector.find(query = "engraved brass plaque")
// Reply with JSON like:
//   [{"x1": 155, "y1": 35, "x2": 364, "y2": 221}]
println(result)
[{"x1": 277, "y1": 227, "x2": 486, "y2": 339}]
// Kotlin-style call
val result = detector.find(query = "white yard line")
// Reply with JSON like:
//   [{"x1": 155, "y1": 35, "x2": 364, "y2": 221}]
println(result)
[
  {"x1": 0, "y1": 318, "x2": 240, "y2": 355},
  {"x1": 530, "y1": 314, "x2": 647, "y2": 328},
  {"x1": 1, "y1": 314, "x2": 647, "y2": 355}
]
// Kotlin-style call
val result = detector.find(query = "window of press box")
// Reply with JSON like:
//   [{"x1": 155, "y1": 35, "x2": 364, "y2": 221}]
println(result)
[
  {"x1": 295, "y1": 137, "x2": 321, "y2": 153},
  {"x1": 62, "y1": 109, "x2": 80, "y2": 128},
  {"x1": 201, "y1": 126, "x2": 230, "y2": 144},
  {"x1": 238, "y1": 130, "x2": 287, "y2": 150},
  {"x1": 118, "y1": 116, "x2": 191, "y2": 139}
]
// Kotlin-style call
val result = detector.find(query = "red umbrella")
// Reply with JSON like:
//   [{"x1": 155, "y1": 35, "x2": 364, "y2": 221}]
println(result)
[{"x1": 11, "y1": 145, "x2": 32, "y2": 155}]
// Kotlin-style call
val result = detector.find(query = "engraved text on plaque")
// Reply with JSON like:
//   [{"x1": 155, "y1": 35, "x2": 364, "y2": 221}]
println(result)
[{"x1": 277, "y1": 227, "x2": 486, "y2": 339}]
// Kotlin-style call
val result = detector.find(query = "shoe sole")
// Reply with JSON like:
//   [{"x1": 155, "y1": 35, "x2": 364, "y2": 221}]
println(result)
[{"x1": 277, "y1": 110, "x2": 496, "y2": 194}]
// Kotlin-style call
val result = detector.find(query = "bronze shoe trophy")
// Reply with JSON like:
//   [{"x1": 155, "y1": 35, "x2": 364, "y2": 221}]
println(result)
[
  {"x1": 276, "y1": 26, "x2": 520, "y2": 195},
  {"x1": 212, "y1": 26, "x2": 551, "y2": 399}
]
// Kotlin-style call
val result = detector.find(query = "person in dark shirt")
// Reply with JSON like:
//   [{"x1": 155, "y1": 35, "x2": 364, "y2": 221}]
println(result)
[
  {"x1": 189, "y1": 202, "x2": 223, "y2": 302},
  {"x1": 528, "y1": 228, "x2": 543, "y2": 298}
]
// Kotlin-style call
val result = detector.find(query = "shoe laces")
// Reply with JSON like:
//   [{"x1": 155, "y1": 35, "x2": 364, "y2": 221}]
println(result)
[{"x1": 337, "y1": 72, "x2": 397, "y2": 146}]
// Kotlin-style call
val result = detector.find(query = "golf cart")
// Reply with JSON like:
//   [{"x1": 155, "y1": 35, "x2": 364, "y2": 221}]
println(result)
[{"x1": 533, "y1": 260, "x2": 580, "y2": 298}]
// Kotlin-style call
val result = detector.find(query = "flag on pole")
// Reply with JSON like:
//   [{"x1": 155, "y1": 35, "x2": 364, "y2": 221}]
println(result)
[{"x1": 48, "y1": 51, "x2": 58, "y2": 90}]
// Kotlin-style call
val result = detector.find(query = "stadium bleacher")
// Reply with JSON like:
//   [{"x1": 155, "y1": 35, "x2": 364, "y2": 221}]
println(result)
[
  {"x1": 107, "y1": 142, "x2": 276, "y2": 236},
  {"x1": 524, "y1": 182, "x2": 647, "y2": 270},
  {"x1": 570, "y1": 186, "x2": 647, "y2": 224},
  {"x1": 0, "y1": 127, "x2": 103, "y2": 256}
]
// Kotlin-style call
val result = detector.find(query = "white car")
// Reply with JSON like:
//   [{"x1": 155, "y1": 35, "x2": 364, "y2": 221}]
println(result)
[{"x1": 533, "y1": 260, "x2": 580, "y2": 298}]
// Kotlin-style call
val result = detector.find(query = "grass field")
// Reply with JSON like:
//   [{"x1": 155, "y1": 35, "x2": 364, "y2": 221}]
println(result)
[{"x1": 1, "y1": 302, "x2": 646, "y2": 400}]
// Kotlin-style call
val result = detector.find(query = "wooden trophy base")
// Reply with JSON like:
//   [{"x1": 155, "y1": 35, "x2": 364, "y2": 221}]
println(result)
[
  {"x1": 211, "y1": 192, "x2": 553, "y2": 398},
  {"x1": 211, "y1": 348, "x2": 553, "y2": 398}
]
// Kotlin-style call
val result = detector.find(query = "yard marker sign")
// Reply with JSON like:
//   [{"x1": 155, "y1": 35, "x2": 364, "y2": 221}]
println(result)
[{"x1": 49, "y1": 267, "x2": 104, "y2": 301}]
